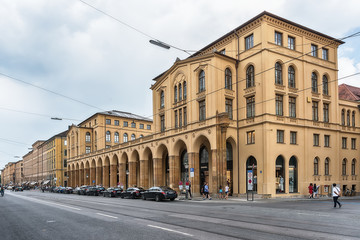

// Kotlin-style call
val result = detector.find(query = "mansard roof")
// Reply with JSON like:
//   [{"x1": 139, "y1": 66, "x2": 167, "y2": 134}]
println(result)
[{"x1": 339, "y1": 84, "x2": 360, "y2": 101}]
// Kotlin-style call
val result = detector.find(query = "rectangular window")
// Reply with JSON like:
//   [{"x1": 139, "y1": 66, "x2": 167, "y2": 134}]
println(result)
[
  {"x1": 289, "y1": 97, "x2": 296, "y2": 118},
  {"x1": 114, "y1": 120, "x2": 119, "y2": 126},
  {"x1": 246, "y1": 96, "x2": 255, "y2": 118},
  {"x1": 160, "y1": 115, "x2": 165, "y2": 132},
  {"x1": 324, "y1": 135, "x2": 330, "y2": 147},
  {"x1": 147, "y1": 124, "x2": 151, "y2": 130},
  {"x1": 183, "y1": 107, "x2": 187, "y2": 126},
  {"x1": 275, "y1": 31, "x2": 282, "y2": 46},
  {"x1": 106, "y1": 119, "x2": 111, "y2": 125},
  {"x1": 288, "y1": 36, "x2": 295, "y2": 50},
  {"x1": 322, "y1": 48, "x2": 328, "y2": 60},
  {"x1": 312, "y1": 101, "x2": 318, "y2": 121},
  {"x1": 290, "y1": 131, "x2": 297, "y2": 144},
  {"x1": 64, "y1": 159, "x2": 67, "y2": 168},
  {"x1": 179, "y1": 109, "x2": 182, "y2": 128},
  {"x1": 64, "y1": 140, "x2": 67, "y2": 146},
  {"x1": 342, "y1": 137, "x2": 347, "y2": 149},
  {"x1": 247, "y1": 131, "x2": 255, "y2": 144},
  {"x1": 131, "y1": 122, "x2": 136, "y2": 128},
  {"x1": 245, "y1": 34, "x2": 254, "y2": 50},
  {"x1": 106, "y1": 145, "x2": 111, "y2": 149},
  {"x1": 199, "y1": 100, "x2": 206, "y2": 121},
  {"x1": 175, "y1": 110, "x2": 178, "y2": 128},
  {"x1": 123, "y1": 121, "x2": 128, "y2": 127},
  {"x1": 313, "y1": 134, "x2": 319, "y2": 146},
  {"x1": 86, "y1": 146, "x2": 91, "y2": 154},
  {"x1": 225, "y1": 99, "x2": 233, "y2": 119},
  {"x1": 139, "y1": 124, "x2": 144, "y2": 129},
  {"x1": 311, "y1": 44, "x2": 318, "y2": 57},
  {"x1": 275, "y1": 94, "x2": 283, "y2": 116},
  {"x1": 351, "y1": 138, "x2": 356, "y2": 149},
  {"x1": 277, "y1": 130, "x2": 284, "y2": 143},
  {"x1": 64, "y1": 149, "x2": 67, "y2": 156},
  {"x1": 323, "y1": 103, "x2": 329, "y2": 123}
]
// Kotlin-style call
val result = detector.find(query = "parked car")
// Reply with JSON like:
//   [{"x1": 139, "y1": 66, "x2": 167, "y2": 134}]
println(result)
[
  {"x1": 97, "y1": 187, "x2": 106, "y2": 195},
  {"x1": 14, "y1": 187, "x2": 23, "y2": 192},
  {"x1": 103, "y1": 188, "x2": 122, "y2": 197},
  {"x1": 73, "y1": 187, "x2": 82, "y2": 195},
  {"x1": 86, "y1": 187, "x2": 99, "y2": 196},
  {"x1": 76, "y1": 185, "x2": 89, "y2": 195},
  {"x1": 142, "y1": 186, "x2": 177, "y2": 202},
  {"x1": 7, "y1": 186, "x2": 13, "y2": 190},
  {"x1": 64, "y1": 187, "x2": 73, "y2": 194},
  {"x1": 120, "y1": 187, "x2": 145, "y2": 199}
]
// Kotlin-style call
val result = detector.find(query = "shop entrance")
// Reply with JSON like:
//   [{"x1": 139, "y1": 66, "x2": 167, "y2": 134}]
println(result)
[
  {"x1": 199, "y1": 146, "x2": 209, "y2": 194},
  {"x1": 276, "y1": 156, "x2": 285, "y2": 193},
  {"x1": 289, "y1": 156, "x2": 298, "y2": 193}
]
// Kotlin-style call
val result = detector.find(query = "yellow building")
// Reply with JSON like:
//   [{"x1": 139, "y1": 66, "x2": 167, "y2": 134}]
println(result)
[{"x1": 63, "y1": 12, "x2": 358, "y2": 197}]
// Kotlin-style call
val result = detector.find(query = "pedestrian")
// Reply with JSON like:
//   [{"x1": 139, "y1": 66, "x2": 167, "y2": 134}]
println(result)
[
  {"x1": 225, "y1": 184, "x2": 230, "y2": 200},
  {"x1": 188, "y1": 181, "x2": 192, "y2": 199},
  {"x1": 313, "y1": 184, "x2": 318, "y2": 198},
  {"x1": 332, "y1": 183, "x2": 342, "y2": 208},
  {"x1": 219, "y1": 185, "x2": 223, "y2": 199},
  {"x1": 308, "y1": 183, "x2": 313, "y2": 198},
  {"x1": 202, "y1": 182, "x2": 212, "y2": 200}
]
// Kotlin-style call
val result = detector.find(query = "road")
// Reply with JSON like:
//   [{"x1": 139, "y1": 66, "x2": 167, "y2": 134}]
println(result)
[{"x1": 1, "y1": 190, "x2": 360, "y2": 240}]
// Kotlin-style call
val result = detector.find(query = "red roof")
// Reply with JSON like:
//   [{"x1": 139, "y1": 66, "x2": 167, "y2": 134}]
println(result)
[{"x1": 339, "y1": 84, "x2": 360, "y2": 101}]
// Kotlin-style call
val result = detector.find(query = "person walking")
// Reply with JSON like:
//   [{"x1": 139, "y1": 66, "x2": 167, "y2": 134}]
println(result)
[
  {"x1": 218, "y1": 185, "x2": 223, "y2": 200},
  {"x1": 313, "y1": 184, "x2": 318, "y2": 198},
  {"x1": 332, "y1": 183, "x2": 342, "y2": 208},
  {"x1": 188, "y1": 181, "x2": 192, "y2": 200},
  {"x1": 308, "y1": 183, "x2": 313, "y2": 198},
  {"x1": 225, "y1": 184, "x2": 230, "y2": 200},
  {"x1": 202, "y1": 182, "x2": 212, "y2": 200}
]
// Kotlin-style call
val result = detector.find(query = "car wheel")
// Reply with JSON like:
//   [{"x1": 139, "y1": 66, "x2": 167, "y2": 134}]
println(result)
[
  {"x1": 170, "y1": 198, "x2": 175, "y2": 201},
  {"x1": 142, "y1": 195, "x2": 146, "y2": 200},
  {"x1": 155, "y1": 195, "x2": 161, "y2": 202}
]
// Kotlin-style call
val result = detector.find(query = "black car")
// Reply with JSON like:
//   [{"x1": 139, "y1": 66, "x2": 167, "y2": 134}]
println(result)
[
  {"x1": 103, "y1": 188, "x2": 122, "y2": 197},
  {"x1": 64, "y1": 187, "x2": 73, "y2": 194},
  {"x1": 85, "y1": 187, "x2": 99, "y2": 196},
  {"x1": 97, "y1": 187, "x2": 106, "y2": 195},
  {"x1": 142, "y1": 186, "x2": 177, "y2": 202},
  {"x1": 14, "y1": 187, "x2": 23, "y2": 192},
  {"x1": 120, "y1": 187, "x2": 145, "y2": 199}
]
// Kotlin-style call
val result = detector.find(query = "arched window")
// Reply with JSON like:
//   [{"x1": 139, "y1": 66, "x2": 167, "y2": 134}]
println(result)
[
  {"x1": 275, "y1": 62, "x2": 282, "y2": 85},
  {"x1": 140, "y1": 134, "x2": 144, "y2": 138},
  {"x1": 174, "y1": 85, "x2": 178, "y2": 102},
  {"x1": 246, "y1": 65, "x2": 254, "y2": 88},
  {"x1": 347, "y1": 110, "x2": 351, "y2": 126},
  {"x1": 314, "y1": 158, "x2": 319, "y2": 175},
  {"x1": 179, "y1": 83, "x2": 182, "y2": 101},
  {"x1": 183, "y1": 81, "x2": 187, "y2": 100},
  {"x1": 131, "y1": 134, "x2": 136, "y2": 140},
  {"x1": 106, "y1": 131, "x2": 111, "y2": 142},
  {"x1": 114, "y1": 132, "x2": 119, "y2": 143},
  {"x1": 225, "y1": 68, "x2": 232, "y2": 90},
  {"x1": 160, "y1": 91, "x2": 164, "y2": 108},
  {"x1": 352, "y1": 111, "x2": 355, "y2": 127},
  {"x1": 322, "y1": 75, "x2": 328, "y2": 95},
  {"x1": 342, "y1": 159, "x2": 347, "y2": 175},
  {"x1": 351, "y1": 159, "x2": 356, "y2": 175},
  {"x1": 275, "y1": 156, "x2": 285, "y2": 193},
  {"x1": 288, "y1": 66, "x2": 295, "y2": 88},
  {"x1": 123, "y1": 133, "x2": 128, "y2": 143},
  {"x1": 341, "y1": 109, "x2": 345, "y2": 125},
  {"x1": 311, "y1": 72, "x2": 318, "y2": 93},
  {"x1": 85, "y1": 132, "x2": 91, "y2": 142},
  {"x1": 325, "y1": 158, "x2": 330, "y2": 176},
  {"x1": 199, "y1": 70, "x2": 205, "y2": 92}
]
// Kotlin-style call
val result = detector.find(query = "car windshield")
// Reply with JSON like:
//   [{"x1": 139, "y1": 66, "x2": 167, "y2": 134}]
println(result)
[{"x1": 159, "y1": 186, "x2": 173, "y2": 191}]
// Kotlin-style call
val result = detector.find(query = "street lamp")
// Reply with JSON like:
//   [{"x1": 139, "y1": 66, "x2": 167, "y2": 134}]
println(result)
[{"x1": 149, "y1": 40, "x2": 170, "y2": 49}]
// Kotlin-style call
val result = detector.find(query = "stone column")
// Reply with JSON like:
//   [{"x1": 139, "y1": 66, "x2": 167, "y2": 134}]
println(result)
[
  {"x1": 153, "y1": 158, "x2": 162, "y2": 187},
  {"x1": 110, "y1": 164, "x2": 117, "y2": 187},
  {"x1": 79, "y1": 169, "x2": 84, "y2": 186},
  {"x1": 211, "y1": 149, "x2": 218, "y2": 194},
  {"x1": 103, "y1": 165, "x2": 110, "y2": 188},
  {"x1": 96, "y1": 167, "x2": 102, "y2": 185},
  {"x1": 128, "y1": 161, "x2": 137, "y2": 187},
  {"x1": 85, "y1": 168, "x2": 90, "y2": 185},
  {"x1": 68, "y1": 170, "x2": 72, "y2": 187},
  {"x1": 189, "y1": 152, "x2": 200, "y2": 195},
  {"x1": 119, "y1": 163, "x2": 126, "y2": 189},
  {"x1": 90, "y1": 167, "x2": 96, "y2": 186},
  {"x1": 140, "y1": 160, "x2": 149, "y2": 188},
  {"x1": 169, "y1": 155, "x2": 180, "y2": 191},
  {"x1": 75, "y1": 170, "x2": 79, "y2": 187}
]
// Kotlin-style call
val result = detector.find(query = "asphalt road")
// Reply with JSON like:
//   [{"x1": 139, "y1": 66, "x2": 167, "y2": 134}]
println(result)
[{"x1": 1, "y1": 190, "x2": 360, "y2": 240}]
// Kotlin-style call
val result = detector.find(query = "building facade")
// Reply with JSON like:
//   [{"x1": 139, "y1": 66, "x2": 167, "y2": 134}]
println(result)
[
  {"x1": 1, "y1": 160, "x2": 23, "y2": 186},
  {"x1": 45, "y1": 12, "x2": 360, "y2": 196}
]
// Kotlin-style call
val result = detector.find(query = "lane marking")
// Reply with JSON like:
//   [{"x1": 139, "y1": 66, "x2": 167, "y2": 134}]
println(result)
[
  {"x1": 148, "y1": 225, "x2": 194, "y2": 237},
  {"x1": 96, "y1": 213, "x2": 118, "y2": 219},
  {"x1": 47, "y1": 220, "x2": 56, "y2": 223}
]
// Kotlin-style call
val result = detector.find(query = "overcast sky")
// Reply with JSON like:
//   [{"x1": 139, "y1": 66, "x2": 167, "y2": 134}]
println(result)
[{"x1": 0, "y1": 0, "x2": 359, "y2": 169}]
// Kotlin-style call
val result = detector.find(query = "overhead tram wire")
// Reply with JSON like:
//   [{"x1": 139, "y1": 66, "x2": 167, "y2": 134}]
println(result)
[
  {"x1": 78, "y1": 0, "x2": 191, "y2": 55},
  {"x1": 140, "y1": 30, "x2": 360, "y2": 121},
  {"x1": 0, "y1": 72, "x2": 105, "y2": 112},
  {"x1": 0, "y1": 106, "x2": 82, "y2": 122},
  {"x1": 0, "y1": 138, "x2": 30, "y2": 146}
]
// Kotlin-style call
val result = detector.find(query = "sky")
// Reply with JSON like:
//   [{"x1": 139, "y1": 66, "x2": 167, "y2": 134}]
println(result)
[{"x1": 0, "y1": 0, "x2": 359, "y2": 169}]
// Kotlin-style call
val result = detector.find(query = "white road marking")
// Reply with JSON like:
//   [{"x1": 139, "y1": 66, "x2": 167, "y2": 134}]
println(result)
[
  {"x1": 148, "y1": 225, "x2": 194, "y2": 237},
  {"x1": 46, "y1": 220, "x2": 56, "y2": 223},
  {"x1": 96, "y1": 213, "x2": 118, "y2": 219}
]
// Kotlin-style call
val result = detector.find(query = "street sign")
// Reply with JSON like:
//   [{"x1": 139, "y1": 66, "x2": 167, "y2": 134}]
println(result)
[
  {"x1": 93, "y1": 180, "x2": 95, "y2": 184},
  {"x1": 247, "y1": 170, "x2": 253, "y2": 191},
  {"x1": 190, "y1": 168, "x2": 194, "y2": 177}
]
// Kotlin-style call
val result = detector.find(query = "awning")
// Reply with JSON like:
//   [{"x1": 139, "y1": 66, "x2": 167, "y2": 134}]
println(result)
[{"x1": 43, "y1": 180, "x2": 50, "y2": 185}]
